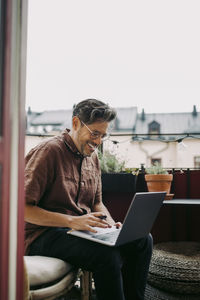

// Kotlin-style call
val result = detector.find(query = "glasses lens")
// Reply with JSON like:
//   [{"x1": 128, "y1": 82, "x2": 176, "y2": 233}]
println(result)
[
  {"x1": 81, "y1": 120, "x2": 110, "y2": 142},
  {"x1": 90, "y1": 133, "x2": 110, "y2": 142},
  {"x1": 91, "y1": 133, "x2": 100, "y2": 139}
]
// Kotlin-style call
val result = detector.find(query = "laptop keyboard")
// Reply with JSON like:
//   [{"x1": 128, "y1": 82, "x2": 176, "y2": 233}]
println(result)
[{"x1": 92, "y1": 230, "x2": 120, "y2": 243}]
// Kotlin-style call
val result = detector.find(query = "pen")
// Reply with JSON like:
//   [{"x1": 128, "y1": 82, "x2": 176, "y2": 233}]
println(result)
[{"x1": 98, "y1": 215, "x2": 107, "y2": 220}]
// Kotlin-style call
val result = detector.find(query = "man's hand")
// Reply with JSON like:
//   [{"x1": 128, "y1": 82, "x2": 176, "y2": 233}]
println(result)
[
  {"x1": 25, "y1": 204, "x2": 121, "y2": 232},
  {"x1": 69, "y1": 212, "x2": 111, "y2": 233},
  {"x1": 115, "y1": 222, "x2": 122, "y2": 229}
]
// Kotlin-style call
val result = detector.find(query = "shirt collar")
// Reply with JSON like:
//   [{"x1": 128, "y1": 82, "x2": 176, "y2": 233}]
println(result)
[{"x1": 62, "y1": 129, "x2": 83, "y2": 157}]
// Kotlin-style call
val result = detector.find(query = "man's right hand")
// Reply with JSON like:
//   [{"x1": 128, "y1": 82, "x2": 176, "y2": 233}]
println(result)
[
  {"x1": 25, "y1": 205, "x2": 110, "y2": 233},
  {"x1": 69, "y1": 212, "x2": 111, "y2": 233}
]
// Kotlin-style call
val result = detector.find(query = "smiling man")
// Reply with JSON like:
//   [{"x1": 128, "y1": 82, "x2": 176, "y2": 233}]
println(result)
[
  {"x1": 24, "y1": 99, "x2": 152, "y2": 300},
  {"x1": 69, "y1": 104, "x2": 110, "y2": 156}
]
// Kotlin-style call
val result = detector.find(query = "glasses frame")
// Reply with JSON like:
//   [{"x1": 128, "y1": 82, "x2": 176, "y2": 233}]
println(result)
[{"x1": 80, "y1": 120, "x2": 110, "y2": 142}]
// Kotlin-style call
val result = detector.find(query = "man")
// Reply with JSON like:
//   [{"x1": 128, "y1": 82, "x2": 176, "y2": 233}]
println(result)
[{"x1": 25, "y1": 99, "x2": 152, "y2": 300}]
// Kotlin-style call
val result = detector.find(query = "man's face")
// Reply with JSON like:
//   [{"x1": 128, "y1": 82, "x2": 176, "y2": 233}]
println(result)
[{"x1": 71, "y1": 117, "x2": 109, "y2": 156}]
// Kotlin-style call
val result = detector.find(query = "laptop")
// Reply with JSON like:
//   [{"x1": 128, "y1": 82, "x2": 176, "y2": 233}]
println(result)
[{"x1": 67, "y1": 192, "x2": 166, "y2": 247}]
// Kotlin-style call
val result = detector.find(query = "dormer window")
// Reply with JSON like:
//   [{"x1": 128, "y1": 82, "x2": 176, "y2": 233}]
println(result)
[{"x1": 148, "y1": 121, "x2": 160, "y2": 135}]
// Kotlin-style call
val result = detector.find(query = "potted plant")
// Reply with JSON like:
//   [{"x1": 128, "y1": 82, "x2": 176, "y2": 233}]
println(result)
[
  {"x1": 98, "y1": 150, "x2": 138, "y2": 193},
  {"x1": 145, "y1": 162, "x2": 173, "y2": 197}
]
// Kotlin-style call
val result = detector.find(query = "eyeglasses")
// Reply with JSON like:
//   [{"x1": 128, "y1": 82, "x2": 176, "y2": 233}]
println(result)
[{"x1": 80, "y1": 120, "x2": 110, "y2": 142}]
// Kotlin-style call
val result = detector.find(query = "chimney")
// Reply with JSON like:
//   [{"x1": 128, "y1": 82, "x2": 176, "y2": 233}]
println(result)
[
  {"x1": 192, "y1": 105, "x2": 197, "y2": 117},
  {"x1": 28, "y1": 106, "x2": 31, "y2": 114},
  {"x1": 141, "y1": 108, "x2": 145, "y2": 121}
]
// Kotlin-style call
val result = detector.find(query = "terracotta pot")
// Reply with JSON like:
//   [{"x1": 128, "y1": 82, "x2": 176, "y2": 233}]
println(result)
[{"x1": 145, "y1": 174, "x2": 173, "y2": 194}]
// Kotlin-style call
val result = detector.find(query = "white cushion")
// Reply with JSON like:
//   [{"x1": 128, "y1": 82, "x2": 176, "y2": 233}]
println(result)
[
  {"x1": 29, "y1": 272, "x2": 78, "y2": 299},
  {"x1": 24, "y1": 256, "x2": 74, "y2": 287}
]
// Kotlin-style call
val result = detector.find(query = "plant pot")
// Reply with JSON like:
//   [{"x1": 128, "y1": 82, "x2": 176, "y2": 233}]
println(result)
[{"x1": 145, "y1": 174, "x2": 173, "y2": 194}]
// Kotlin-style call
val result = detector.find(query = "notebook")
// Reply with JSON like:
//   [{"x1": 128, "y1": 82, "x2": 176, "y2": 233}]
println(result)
[{"x1": 67, "y1": 192, "x2": 166, "y2": 247}]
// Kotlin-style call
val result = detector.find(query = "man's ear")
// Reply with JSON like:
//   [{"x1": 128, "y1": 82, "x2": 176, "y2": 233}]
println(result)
[{"x1": 72, "y1": 116, "x2": 81, "y2": 130}]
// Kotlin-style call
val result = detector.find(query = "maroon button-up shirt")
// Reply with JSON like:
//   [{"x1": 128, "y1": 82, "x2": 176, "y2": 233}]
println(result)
[{"x1": 24, "y1": 130, "x2": 102, "y2": 254}]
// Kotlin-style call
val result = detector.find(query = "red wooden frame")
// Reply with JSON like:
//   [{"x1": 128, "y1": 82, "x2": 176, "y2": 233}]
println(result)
[
  {"x1": 16, "y1": 0, "x2": 27, "y2": 294},
  {"x1": 0, "y1": 1, "x2": 27, "y2": 299},
  {"x1": 16, "y1": 93, "x2": 26, "y2": 300},
  {"x1": 0, "y1": 0, "x2": 11, "y2": 299}
]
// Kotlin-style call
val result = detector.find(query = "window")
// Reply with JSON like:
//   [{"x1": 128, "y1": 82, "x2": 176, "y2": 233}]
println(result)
[
  {"x1": 37, "y1": 125, "x2": 44, "y2": 134},
  {"x1": 194, "y1": 156, "x2": 200, "y2": 168},
  {"x1": 151, "y1": 158, "x2": 161, "y2": 165},
  {"x1": 46, "y1": 125, "x2": 53, "y2": 132},
  {"x1": 29, "y1": 126, "x2": 35, "y2": 134},
  {"x1": 148, "y1": 121, "x2": 160, "y2": 135}
]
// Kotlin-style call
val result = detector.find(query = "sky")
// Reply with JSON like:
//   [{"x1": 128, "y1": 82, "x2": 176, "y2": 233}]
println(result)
[{"x1": 26, "y1": 0, "x2": 200, "y2": 114}]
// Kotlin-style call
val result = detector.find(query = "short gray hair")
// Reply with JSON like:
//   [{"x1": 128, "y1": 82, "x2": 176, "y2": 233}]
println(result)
[{"x1": 72, "y1": 99, "x2": 116, "y2": 124}]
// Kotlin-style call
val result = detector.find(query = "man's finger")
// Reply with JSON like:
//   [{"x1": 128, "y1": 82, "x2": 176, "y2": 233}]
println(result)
[
  {"x1": 90, "y1": 214, "x2": 108, "y2": 224},
  {"x1": 115, "y1": 222, "x2": 122, "y2": 228},
  {"x1": 90, "y1": 220, "x2": 108, "y2": 228},
  {"x1": 86, "y1": 225, "x2": 97, "y2": 233}
]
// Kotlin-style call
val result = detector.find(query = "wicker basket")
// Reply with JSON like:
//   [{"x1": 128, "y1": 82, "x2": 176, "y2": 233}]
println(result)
[
  {"x1": 145, "y1": 283, "x2": 200, "y2": 300},
  {"x1": 148, "y1": 242, "x2": 200, "y2": 295}
]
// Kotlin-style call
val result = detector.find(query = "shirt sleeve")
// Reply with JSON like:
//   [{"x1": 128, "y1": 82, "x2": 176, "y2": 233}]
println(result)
[{"x1": 25, "y1": 142, "x2": 56, "y2": 206}]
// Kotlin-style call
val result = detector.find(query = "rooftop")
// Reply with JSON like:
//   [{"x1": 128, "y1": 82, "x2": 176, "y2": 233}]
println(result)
[{"x1": 26, "y1": 105, "x2": 200, "y2": 137}]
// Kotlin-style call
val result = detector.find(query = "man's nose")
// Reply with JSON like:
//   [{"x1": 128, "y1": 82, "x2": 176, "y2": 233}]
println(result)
[{"x1": 93, "y1": 136, "x2": 102, "y2": 145}]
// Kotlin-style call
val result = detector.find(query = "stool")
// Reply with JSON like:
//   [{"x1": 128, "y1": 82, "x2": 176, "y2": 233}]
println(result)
[
  {"x1": 145, "y1": 242, "x2": 200, "y2": 298},
  {"x1": 24, "y1": 256, "x2": 92, "y2": 300},
  {"x1": 80, "y1": 270, "x2": 93, "y2": 300}
]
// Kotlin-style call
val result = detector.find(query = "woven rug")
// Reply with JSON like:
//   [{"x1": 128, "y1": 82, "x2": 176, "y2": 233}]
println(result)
[
  {"x1": 148, "y1": 242, "x2": 200, "y2": 295},
  {"x1": 145, "y1": 283, "x2": 200, "y2": 300}
]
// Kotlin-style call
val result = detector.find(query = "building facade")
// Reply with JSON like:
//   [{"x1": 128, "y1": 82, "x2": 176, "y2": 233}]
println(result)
[{"x1": 26, "y1": 105, "x2": 200, "y2": 169}]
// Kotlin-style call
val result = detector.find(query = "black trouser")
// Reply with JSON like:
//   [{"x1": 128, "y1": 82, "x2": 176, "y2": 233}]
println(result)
[{"x1": 29, "y1": 228, "x2": 153, "y2": 300}]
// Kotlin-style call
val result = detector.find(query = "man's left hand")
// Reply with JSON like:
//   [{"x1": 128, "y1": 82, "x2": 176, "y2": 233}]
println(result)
[{"x1": 115, "y1": 222, "x2": 122, "y2": 229}]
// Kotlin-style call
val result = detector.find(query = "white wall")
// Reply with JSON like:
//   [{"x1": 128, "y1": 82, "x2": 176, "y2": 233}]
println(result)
[
  {"x1": 25, "y1": 134, "x2": 200, "y2": 168},
  {"x1": 103, "y1": 136, "x2": 200, "y2": 168}
]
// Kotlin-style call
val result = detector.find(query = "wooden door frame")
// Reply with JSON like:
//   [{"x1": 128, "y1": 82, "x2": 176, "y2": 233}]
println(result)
[
  {"x1": 0, "y1": 1, "x2": 28, "y2": 299},
  {"x1": 0, "y1": 1, "x2": 12, "y2": 298}
]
